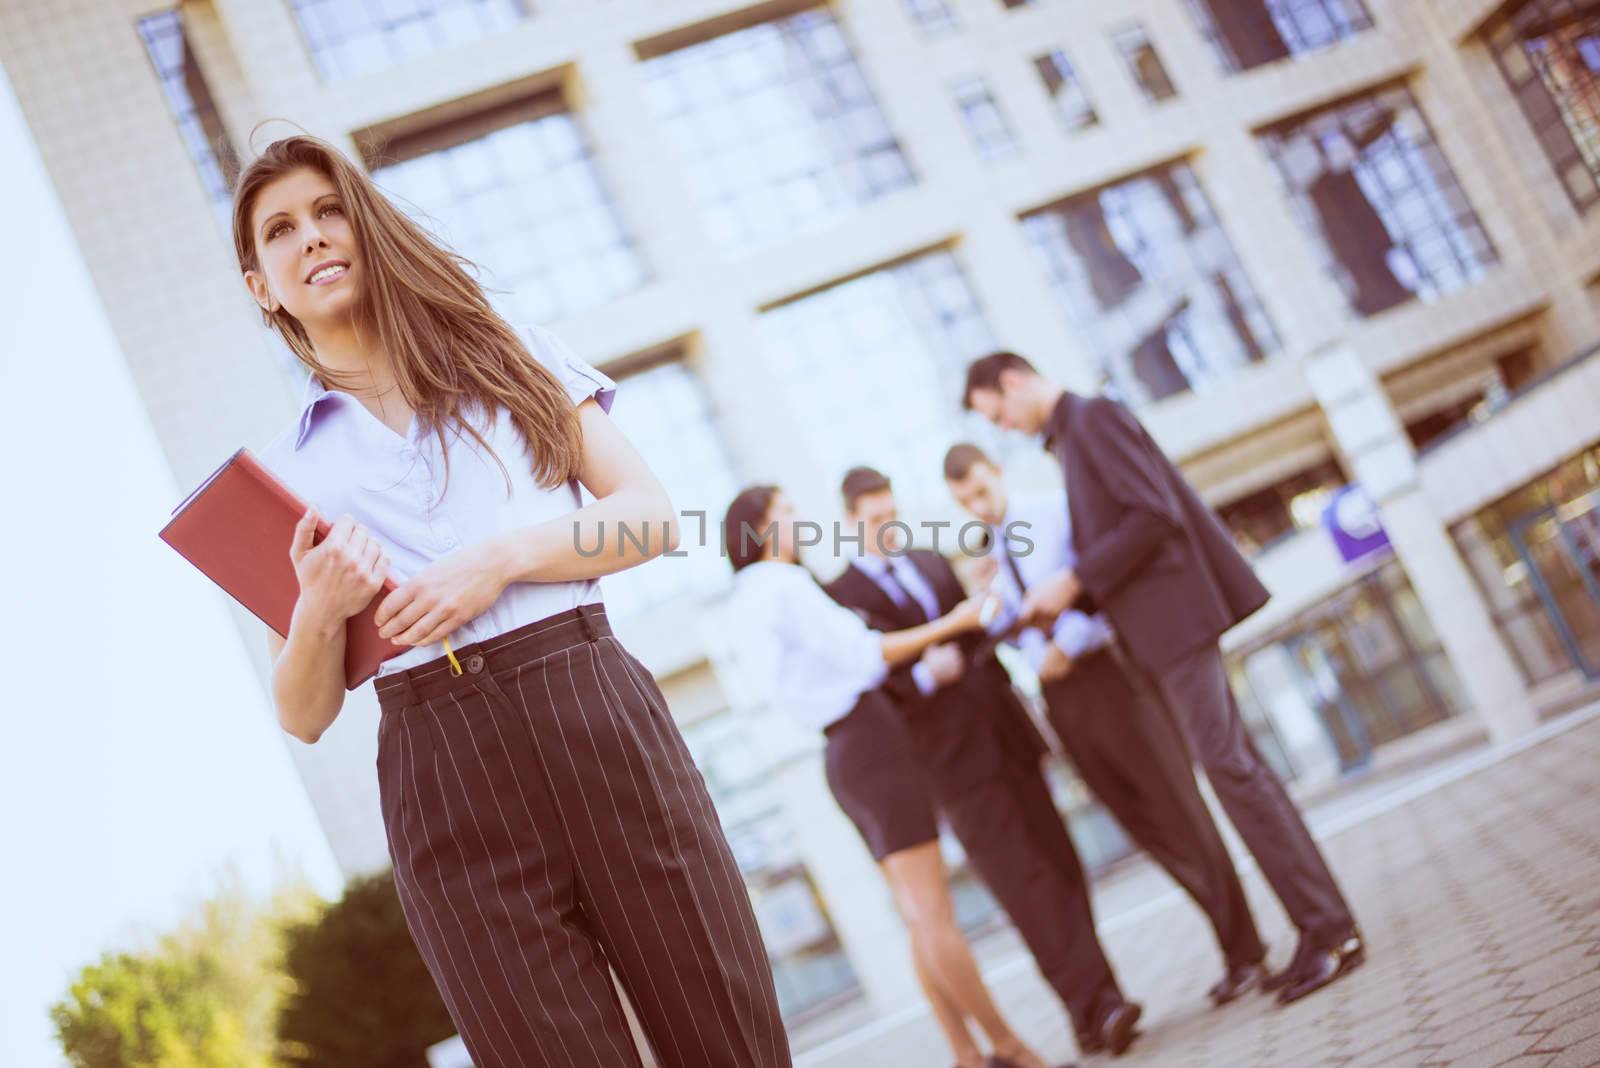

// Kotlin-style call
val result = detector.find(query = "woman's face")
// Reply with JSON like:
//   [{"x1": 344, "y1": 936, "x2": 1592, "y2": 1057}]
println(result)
[
  {"x1": 244, "y1": 167, "x2": 362, "y2": 333},
  {"x1": 766, "y1": 492, "x2": 801, "y2": 564}
]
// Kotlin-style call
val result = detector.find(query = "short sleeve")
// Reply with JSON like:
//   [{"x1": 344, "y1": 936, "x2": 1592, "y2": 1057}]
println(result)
[{"x1": 524, "y1": 324, "x2": 617, "y2": 413}]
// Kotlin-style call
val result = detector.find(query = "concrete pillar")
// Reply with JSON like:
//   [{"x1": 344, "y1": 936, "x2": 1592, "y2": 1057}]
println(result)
[
  {"x1": 700, "y1": 622, "x2": 921, "y2": 1016},
  {"x1": 1305, "y1": 343, "x2": 1537, "y2": 742},
  {"x1": 773, "y1": 753, "x2": 922, "y2": 1014}
]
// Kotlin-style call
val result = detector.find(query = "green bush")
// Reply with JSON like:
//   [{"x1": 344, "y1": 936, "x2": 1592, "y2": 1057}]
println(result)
[{"x1": 275, "y1": 872, "x2": 455, "y2": 1068}]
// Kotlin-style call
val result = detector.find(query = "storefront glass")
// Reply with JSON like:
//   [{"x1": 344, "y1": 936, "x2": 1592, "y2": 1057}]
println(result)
[
  {"x1": 1451, "y1": 444, "x2": 1600, "y2": 682},
  {"x1": 1228, "y1": 557, "x2": 1464, "y2": 775}
]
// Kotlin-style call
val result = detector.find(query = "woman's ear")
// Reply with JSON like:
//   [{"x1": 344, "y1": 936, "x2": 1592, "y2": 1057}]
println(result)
[{"x1": 244, "y1": 269, "x2": 278, "y2": 313}]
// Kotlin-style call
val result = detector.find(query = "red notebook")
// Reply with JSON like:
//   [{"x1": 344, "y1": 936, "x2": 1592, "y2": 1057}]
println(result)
[{"x1": 159, "y1": 448, "x2": 407, "y2": 690}]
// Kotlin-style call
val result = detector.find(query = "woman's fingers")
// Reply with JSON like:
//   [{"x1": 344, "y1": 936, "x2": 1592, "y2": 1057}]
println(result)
[
  {"x1": 290, "y1": 507, "x2": 319, "y2": 561},
  {"x1": 403, "y1": 612, "x2": 455, "y2": 649},
  {"x1": 379, "y1": 595, "x2": 429, "y2": 642},
  {"x1": 362, "y1": 540, "x2": 388, "y2": 589}
]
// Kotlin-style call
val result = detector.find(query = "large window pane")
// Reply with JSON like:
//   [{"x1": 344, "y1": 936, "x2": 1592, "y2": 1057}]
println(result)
[
  {"x1": 289, "y1": 0, "x2": 526, "y2": 81},
  {"x1": 137, "y1": 11, "x2": 240, "y2": 223},
  {"x1": 757, "y1": 250, "x2": 1009, "y2": 512},
  {"x1": 1259, "y1": 84, "x2": 1498, "y2": 318},
  {"x1": 372, "y1": 104, "x2": 647, "y2": 325},
  {"x1": 598, "y1": 358, "x2": 741, "y2": 619},
  {"x1": 639, "y1": 8, "x2": 915, "y2": 250},
  {"x1": 1185, "y1": 0, "x2": 1372, "y2": 73},
  {"x1": 1486, "y1": 0, "x2": 1600, "y2": 213},
  {"x1": 1020, "y1": 160, "x2": 1280, "y2": 406}
]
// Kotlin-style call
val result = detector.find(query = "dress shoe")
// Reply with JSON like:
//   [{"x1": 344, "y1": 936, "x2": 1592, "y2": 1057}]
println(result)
[
  {"x1": 984, "y1": 1059, "x2": 1077, "y2": 1068},
  {"x1": 1208, "y1": 961, "x2": 1265, "y2": 1006},
  {"x1": 1260, "y1": 936, "x2": 1315, "y2": 993},
  {"x1": 1277, "y1": 930, "x2": 1366, "y2": 1006},
  {"x1": 1099, "y1": 1001, "x2": 1143, "y2": 1057}
]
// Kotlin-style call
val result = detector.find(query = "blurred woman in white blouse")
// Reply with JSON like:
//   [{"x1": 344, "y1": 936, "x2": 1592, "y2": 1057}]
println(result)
[{"x1": 726, "y1": 486, "x2": 1061, "y2": 1068}]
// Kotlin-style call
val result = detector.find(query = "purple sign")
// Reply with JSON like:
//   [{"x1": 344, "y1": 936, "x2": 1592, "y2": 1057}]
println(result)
[{"x1": 1323, "y1": 484, "x2": 1391, "y2": 563}]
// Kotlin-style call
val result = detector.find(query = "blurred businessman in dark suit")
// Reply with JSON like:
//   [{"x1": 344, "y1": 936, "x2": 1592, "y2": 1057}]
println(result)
[
  {"x1": 964, "y1": 352, "x2": 1364, "y2": 1007},
  {"x1": 828, "y1": 467, "x2": 1142, "y2": 1057}
]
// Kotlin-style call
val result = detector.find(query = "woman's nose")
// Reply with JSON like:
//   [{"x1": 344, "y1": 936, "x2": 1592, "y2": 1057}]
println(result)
[{"x1": 302, "y1": 227, "x2": 328, "y2": 254}]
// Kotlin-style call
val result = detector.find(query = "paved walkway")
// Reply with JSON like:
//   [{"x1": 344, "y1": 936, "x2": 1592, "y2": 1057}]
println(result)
[{"x1": 797, "y1": 708, "x2": 1600, "y2": 1068}]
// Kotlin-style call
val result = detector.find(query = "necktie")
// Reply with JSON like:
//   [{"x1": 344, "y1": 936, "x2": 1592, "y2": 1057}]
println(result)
[
  {"x1": 881, "y1": 560, "x2": 930, "y2": 622},
  {"x1": 1002, "y1": 545, "x2": 1029, "y2": 593}
]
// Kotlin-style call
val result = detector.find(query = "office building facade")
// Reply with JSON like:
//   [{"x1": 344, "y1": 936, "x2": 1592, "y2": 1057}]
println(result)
[{"x1": 6, "y1": 0, "x2": 1599, "y2": 1030}]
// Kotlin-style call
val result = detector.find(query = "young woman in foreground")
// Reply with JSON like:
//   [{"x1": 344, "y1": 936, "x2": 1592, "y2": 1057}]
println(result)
[
  {"x1": 725, "y1": 486, "x2": 1064, "y2": 1068},
  {"x1": 241, "y1": 135, "x2": 789, "y2": 1068}
]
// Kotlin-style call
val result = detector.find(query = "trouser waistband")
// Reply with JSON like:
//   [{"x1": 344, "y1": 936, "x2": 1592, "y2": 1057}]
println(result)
[{"x1": 375, "y1": 604, "x2": 610, "y2": 707}]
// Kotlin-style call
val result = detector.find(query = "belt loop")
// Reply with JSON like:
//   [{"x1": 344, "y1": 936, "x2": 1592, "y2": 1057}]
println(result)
[
  {"x1": 384, "y1": 670, "x2": 419, "y2": 710},
  {"x1": 578, "y1": 605, "x2": 599, "y2": 642}
]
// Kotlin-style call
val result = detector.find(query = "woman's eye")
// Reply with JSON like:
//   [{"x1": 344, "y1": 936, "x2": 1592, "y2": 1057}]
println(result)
[
  {"x1": 319, "y1": 203, "x2": 343, "y2": 217},
  {"x1": 267, "y1": 222, "x2": 290, "y2": 240}
]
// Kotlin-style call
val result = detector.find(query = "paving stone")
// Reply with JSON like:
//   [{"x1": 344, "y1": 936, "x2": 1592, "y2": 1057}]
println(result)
[
  {"x1": 1548, "y1": 1033, "x2": 1600, "y2": 1068},
  {"x1": 1520, "y1": 990, "x2": 1600, "y2": 1039},
  {"x1": 1513, "y1": 973, "x2": 1600, "y2": 1018},
  {"x1": 1338, "y1": 1032, "x2": 1436, "y2": 1068},
  {"x1": 1533, "y1": 1013, "x2": 1600, "y2": 1056},
  {"x1": 1426, "y1": 1015, "x2": 1541, "y2": 1063}
]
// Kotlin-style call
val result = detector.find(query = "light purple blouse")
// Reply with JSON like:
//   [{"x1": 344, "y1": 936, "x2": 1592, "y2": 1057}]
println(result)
[{"x1": 259, "y1": 325, "x2": 617, "y2": 678}]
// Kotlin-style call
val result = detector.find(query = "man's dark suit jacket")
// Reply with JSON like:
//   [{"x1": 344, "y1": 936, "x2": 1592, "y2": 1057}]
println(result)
[
  {"x1": 1045, "y1": 391, "x2": 1270, "y2": 674},
  {"x1": 826, "y1": 550, "x2": 1047, "y2": 800}
]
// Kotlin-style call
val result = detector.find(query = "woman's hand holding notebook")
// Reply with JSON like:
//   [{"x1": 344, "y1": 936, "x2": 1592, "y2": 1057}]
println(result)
[{"x1": 159, "y1": 448, "x2": 408, "y2": 690}]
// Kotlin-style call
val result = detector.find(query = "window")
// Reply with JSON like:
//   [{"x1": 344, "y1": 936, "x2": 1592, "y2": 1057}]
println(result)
[
  {"x1": 1034, "y1": 50, "x2": 1099, "y2": 132},
  {"x1": 1184, "y1": 0, "x2": 1373, "y2": 73},
  {"x1": 597, "y1": 355, "x2": 741, "y2": 619},
  {"x1": 1112, "y1": 22, "x2": 1179, "y2": 102},
  {"x1": 904, "y1": 0, "x2": 961, "y2": 36},
  {"x1": 1227, "y1": 560, "x2": 1464, "y2": 775},
  {"x1": 1451, "y1": 445, "x2": 1600, "y2": 683},
  {"x1": 951, "y1": 76, "x2": 1020, "y2": 161},
  {"x1": 638, "y1": 7, "x2": 915, "y2": 249},
  {"x1": 288, "y1": 0, "x2": 526, "y2": 81},
  {"x1": 1217, "y1": 460, "x2": 1346, "y2": 553},
  {"x1": 1020, "y1": 160, "x2": 1280, "y2": 406},
  {"x1": 370, "y1": 98, "x2": 647, "y2": 325},
  {"x1": 1258, "y1": 84, "x2": 1497, "y2": 319},
  {"x1": 1401, "y1": 349, "x2": 1536, "y2": 451},
  {"x1": 1486, "y1": 0, "x2": 1600, "y2": 213},
  {"x1": 137, "y1": 11, "x2": 240, "y2": 221},
  {"x1": 757, "y1": 249, "x2": 1007, "y2": 512}
]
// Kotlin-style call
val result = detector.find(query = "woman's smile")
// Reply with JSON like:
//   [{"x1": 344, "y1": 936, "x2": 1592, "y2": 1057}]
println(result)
[{"x1": 305, "y1": 259, "x2": 350, "y2": 286}]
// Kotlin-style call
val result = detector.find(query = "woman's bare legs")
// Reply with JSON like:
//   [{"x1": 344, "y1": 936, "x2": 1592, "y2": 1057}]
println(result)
[
  {"x1": 880, "y1": 841, "x2": 1050, "y2": 1068},
  {"x1": 911, "y1": 945, "x2": 985, "y2": 1068}
]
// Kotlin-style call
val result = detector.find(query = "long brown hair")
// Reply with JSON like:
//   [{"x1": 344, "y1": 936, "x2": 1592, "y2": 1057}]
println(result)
[{"x1": 231, "y1": 134, "x2": 583, "y2": 492}]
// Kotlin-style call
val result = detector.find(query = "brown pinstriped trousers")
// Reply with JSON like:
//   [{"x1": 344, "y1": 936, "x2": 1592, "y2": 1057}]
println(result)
[{"x1": 374, "y1": 605, "x2": 790, "y2": 1068}]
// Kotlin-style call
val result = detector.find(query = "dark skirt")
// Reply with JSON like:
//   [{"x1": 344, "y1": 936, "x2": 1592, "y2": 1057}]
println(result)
[
  {"x1": 373, "y1": 604, "x2": 791, "y2": 1068},
  {"x1": 822, "y1": 689, "x2": 940, "y2": 861}
]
